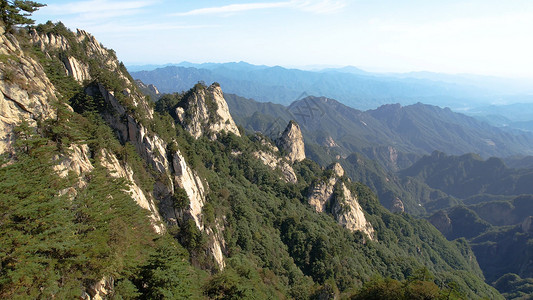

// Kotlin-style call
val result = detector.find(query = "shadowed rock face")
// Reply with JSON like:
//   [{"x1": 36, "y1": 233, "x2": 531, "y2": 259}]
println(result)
[{"x1": 278, "y1": 120, "x2": 305, "y2": 163}]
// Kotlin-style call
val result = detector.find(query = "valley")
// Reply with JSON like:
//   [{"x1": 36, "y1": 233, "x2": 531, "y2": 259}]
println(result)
[{"x1": 1, "y1": 2, "x2": 533, "y2": 299}]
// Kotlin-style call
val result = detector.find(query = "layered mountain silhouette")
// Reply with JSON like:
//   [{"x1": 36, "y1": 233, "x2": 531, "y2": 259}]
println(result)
[
  {"x1": 225, "y1": 94, "x2": 533, "y2": 167},
  {"x1": 130, "y1": 63, "x2": 502, "y2": 110}
]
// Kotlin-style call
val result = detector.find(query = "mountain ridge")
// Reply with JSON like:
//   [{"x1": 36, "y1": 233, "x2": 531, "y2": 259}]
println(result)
[{"x1": 0, "y1": 21, "x2": 503, "y2": 299}]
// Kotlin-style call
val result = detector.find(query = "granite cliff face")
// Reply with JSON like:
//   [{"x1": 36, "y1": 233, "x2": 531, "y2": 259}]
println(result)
[
  {"x1": 1, "y1": 24, "x2": 228, "y2": 274},
  {"x1": 0, "y1": 26, "x2": 57, "y2": 153},
  {"x1": 277, "y1": 120, "x2": 305, "y2": 162},
  {"x1": 308, "y1": 163, "x2": 375, "y2": 239},
  {"x1": 176, "y1": 83, "x2": 241, "y2": 139}
]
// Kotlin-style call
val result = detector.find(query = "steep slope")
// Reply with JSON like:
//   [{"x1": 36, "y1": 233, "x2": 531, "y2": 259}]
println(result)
[
  {"x1": 175, "y1": 82, "x2": 240, "y2": 139},
  {"x1": 0, "y1": 22, "x2": 505, "y2": 299},
  {"x1": 307, "y1": 163, "x2": 375, "y2": 239}
]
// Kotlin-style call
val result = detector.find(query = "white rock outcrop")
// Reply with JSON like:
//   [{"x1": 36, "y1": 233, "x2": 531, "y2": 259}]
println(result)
[
  {"x1": 277, "y1": 120, "x2": 305, "y2": 162},
  {"x1": 53, "y1": 144, "x2": 94, "y2": 177},
  {"x1": 99, "y1": 149, "x2": 165, "y2": 233},
  {"x1": 172, "y1": 150, "x2": 206, "y2": 230},
  {"x1": 176, "y1": 84, "x2": 240, "y2": 139},
  {"x1": 26, "y1": 25, "x2": 228, "y2": 269},
  {"x1": 308, "y1": 163, "x2": 375, "y2": 240},
  {"x1": 253, "y1": 150, "x2": 298, "y2": 183},
  {"x1": 308, "y1": 176, "x2": 337, "y2": 213},
  {"x1": 172, "y1": 149, "x2": 226, "y2": 268},
  {"x1": 332, "y1": 183, "x2": 375, "y2": 239},
  {"x1": 62, "y1": 56, "x2": 90, "y2": 83},
  {"x1": 0, "y1": 30, "x2": 57, "y2": 154}
]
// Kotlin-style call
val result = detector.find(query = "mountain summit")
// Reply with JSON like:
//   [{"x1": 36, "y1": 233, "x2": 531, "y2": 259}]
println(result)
[
  {"x1": 176, "y1": 83, "x2": 240, "y2": 139},
  {"x1": 277, "y1": 120, "x2": 305, "y2": 162}
]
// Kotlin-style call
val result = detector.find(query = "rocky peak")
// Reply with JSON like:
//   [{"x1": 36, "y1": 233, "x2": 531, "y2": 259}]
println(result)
[
  {"x1": 331, "y1": 183, "x2": 375, "y2": 239},
  {"x1": 135, "y1": 79, "x2": 160, "y2": 98},
  {"x1": 327, "y1": 162, "x2": 345, "y2": 177},
  {"x1": 176, "y1": 83, "x2": 240, "y2": 139},
  {"x1": 307, "y1": 168, "x2": 375, "y2": 240},
  {"x1": 277, "y1": 120, "x2": 305, "y2": 162}
]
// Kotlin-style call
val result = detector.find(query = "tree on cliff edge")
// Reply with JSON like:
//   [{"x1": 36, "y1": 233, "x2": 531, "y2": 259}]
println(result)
[{"x1": 0, "y1": 0, "x2": 45, "y2": 30}]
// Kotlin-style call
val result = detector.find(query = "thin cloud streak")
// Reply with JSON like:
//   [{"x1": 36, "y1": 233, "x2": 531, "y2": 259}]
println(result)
[
  {"x1": 174, "y1": 1, "x2": 293, "y2": 16},
  {"x1": 174, "y1": 0, "x2": 346, "y2": 16},
  {"x1": 295, "y1": 0, "x2": 346, "y2": 14},
  {"x1": 40, "y1": 0, "x2": 156, "y2": 15}
]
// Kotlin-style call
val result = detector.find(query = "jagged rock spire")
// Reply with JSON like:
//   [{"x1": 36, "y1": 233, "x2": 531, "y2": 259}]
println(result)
[
  {"x1": 176, "y1": 83, "x2": 240, "y2": 139},
  {"x1": 278, "y1": 120, "x2": 305, "y2": 162},
  {"x1": 308, "y1": 163, "x2": 375, "y2": 240}
]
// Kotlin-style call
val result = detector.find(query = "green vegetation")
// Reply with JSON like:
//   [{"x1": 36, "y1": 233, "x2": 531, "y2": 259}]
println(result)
[
  {"x1": 0, "y1": 0, "x2": 44, "y2": 30},
  {"x1": 0, "y1": 21, "x2": 507, "y2": 299}
]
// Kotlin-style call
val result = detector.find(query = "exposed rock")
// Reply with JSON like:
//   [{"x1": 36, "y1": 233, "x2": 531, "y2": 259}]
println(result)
[
  {"x1": 135, "y1": 79, "x2": 160, "y2": 96},
  {"x1": 172, "y1": 149, "x2": 206, "y2": 230},
  {"x1": 277, "y1": 120, "x2": 305, "y2": 162},
  {"x1": 321, "y1": 135, "x2": 339, "y2": 148},
  {"x1": 86, "y1": 277, "x2": 113, "y2": 300},
  {"x1": 86, "y1": 83, "x2": 166, "y2": 172},
  {"x1": 62, "y1": 56, "x2": 90, "y2": 83},
  {"x1": 308, "y1": 167, "x2": 374, "y2": 239},
  {"x1": 53, "y1": 144, "x2": 94, "y2": 177},
  {"x1": 206, "y1": 220, "x2": 227, "y2": 270},
  {"x1": 0, "y1": 32, "x2": 57, "y2": 154},
  {"x1": 327, "y1": 162, "x2": 344, "y2": 177},
  {"x1": 253, "y1": 150, "x2": 298, "y2": 183},
  {"x1": 171, "y1": 149, "x2": 226, "y2": 269},
  {"x1": 308, "y1": 177, "x2": 337, "y2": 213},
  {"x1": 92, "y1": 79, "x2": 227, "y2": 269},
  {"x1": 29, "y1": 27, "x2": 227, "y2": 269},
  {"x1": 176, "y1": 83, "x2": 240, "y2": 139},
  {"x1": 390, "y1": 197, "x2": 405, "y2": 213},
  {"x1": 148, "y1": 84, "x2": 159, "y2": 95},
  {"x1": 332, "y1": 183, "x2": 375, "y2": 239},
  {"x1": 30, "y1": 30, "x2": 70, "y2": 52},
  {"x1": 99, "y1": 149, "x2": 164, "y2": 233}
]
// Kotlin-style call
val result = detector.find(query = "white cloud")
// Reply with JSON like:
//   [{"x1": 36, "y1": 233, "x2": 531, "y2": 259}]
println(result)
[
  {"x1": 174, "y1": 1, "x2": 293, "y2": 16},
  {"x1": 39, "y1": 0, "x2": 157, "y2": 19},
  {"x1": 174, "y1": 0, "x2": 346, "y2": 16},
  {"x1": 294, "y1": 0, "x2": 346, "y2": 14}
]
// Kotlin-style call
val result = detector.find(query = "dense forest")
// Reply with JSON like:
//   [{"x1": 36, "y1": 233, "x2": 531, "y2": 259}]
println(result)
[{"x1": 0, "y1": 20, "x2": 508, "y2": 299}]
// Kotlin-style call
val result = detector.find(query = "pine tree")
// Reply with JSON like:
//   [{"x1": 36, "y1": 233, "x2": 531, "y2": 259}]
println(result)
[{"x1": 0, "y1": 0, "x2": 45, "y2": 30}]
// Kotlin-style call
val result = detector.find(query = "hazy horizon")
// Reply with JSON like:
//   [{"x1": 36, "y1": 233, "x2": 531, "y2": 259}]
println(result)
[{"x1": 33, "y1": 0, "x2": 533, "y2": 80}]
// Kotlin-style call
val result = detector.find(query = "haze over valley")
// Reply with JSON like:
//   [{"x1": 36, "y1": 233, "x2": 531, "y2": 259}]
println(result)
[{"x1": 1, "y1": 1, "x2": 533, "y2": 299}]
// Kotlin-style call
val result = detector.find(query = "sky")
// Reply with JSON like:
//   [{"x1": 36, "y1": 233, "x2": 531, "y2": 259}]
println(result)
[{"x1": 32, "y1": 0, "x2": 533, "y2": 78}]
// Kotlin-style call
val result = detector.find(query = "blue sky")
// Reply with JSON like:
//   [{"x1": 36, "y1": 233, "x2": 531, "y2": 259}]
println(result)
[{"x1": 33, "y1": 0, "x2": 533, "y2": 78}]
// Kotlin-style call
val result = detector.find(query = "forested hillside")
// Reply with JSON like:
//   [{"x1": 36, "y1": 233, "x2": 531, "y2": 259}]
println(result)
[{"x1": 0, "y1": 21, "x2": 503, "y2": 299}]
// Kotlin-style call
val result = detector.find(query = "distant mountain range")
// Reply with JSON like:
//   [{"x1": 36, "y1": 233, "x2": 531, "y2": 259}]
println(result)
[
  {"x1": 129, "y1": 62, "x2": 533, "y2": 111},
  {"x1": 224, "y1": 94, "x2": 533, "y2": 164}
]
